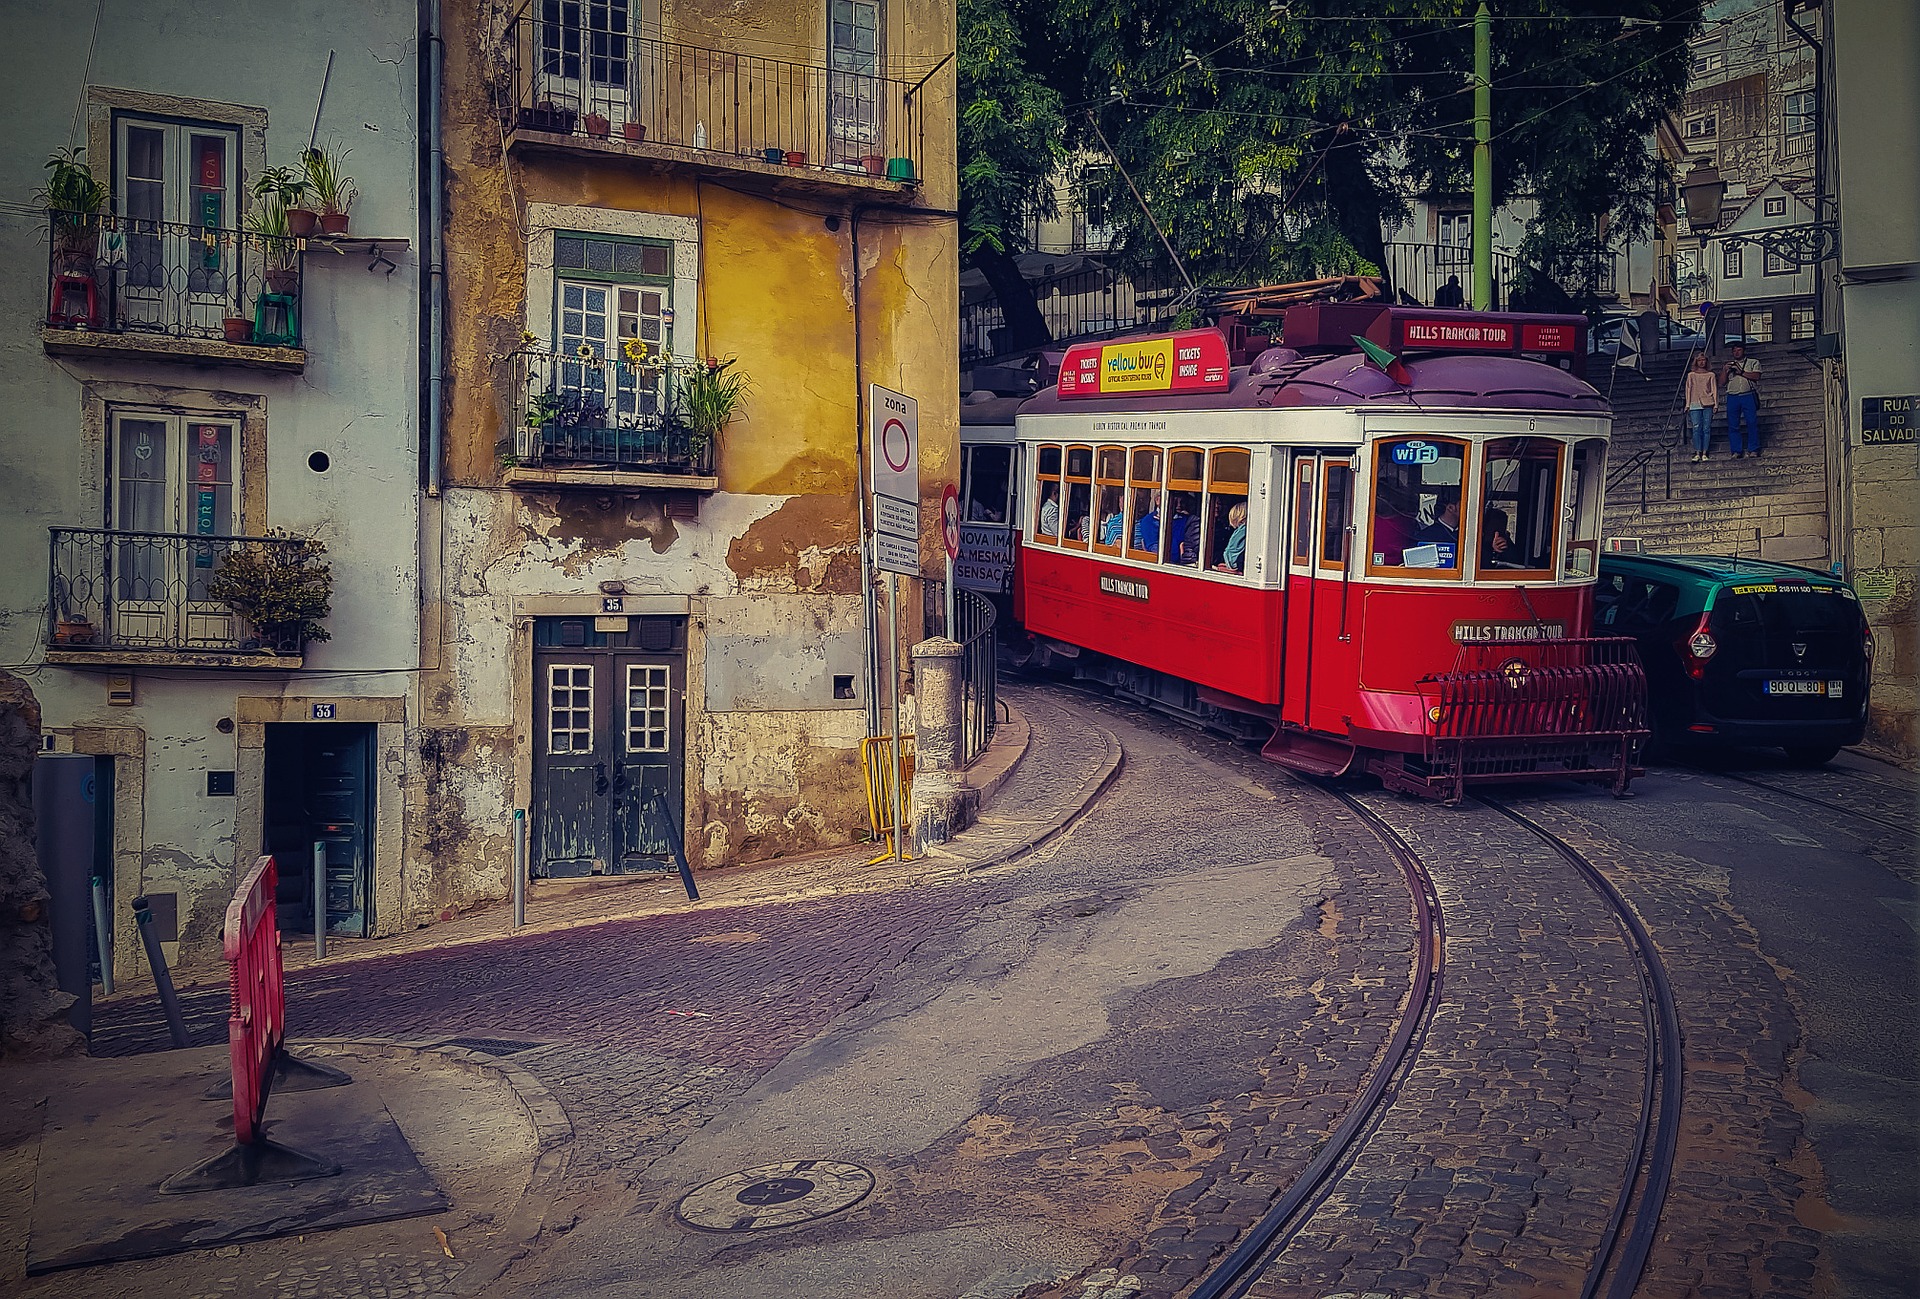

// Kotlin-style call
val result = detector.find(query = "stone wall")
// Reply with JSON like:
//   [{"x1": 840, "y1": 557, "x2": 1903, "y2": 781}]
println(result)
[{"x1": 0, "y1": 672, "x2": 84, "y2": 1060}]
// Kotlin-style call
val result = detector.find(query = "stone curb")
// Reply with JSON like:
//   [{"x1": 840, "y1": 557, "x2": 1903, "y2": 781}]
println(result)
[
  {"x1": 299, "y1": 1036, "x2": 574, "y2": 1295},
  {"x1": 936, "y1": 711, "x2": 1126, "y2": 875}
]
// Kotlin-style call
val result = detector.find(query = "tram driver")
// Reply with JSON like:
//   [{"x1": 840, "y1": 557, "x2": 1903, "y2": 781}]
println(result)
[{"x1": 1413, "y1": 495, "x2": 1461, "y2": 568}]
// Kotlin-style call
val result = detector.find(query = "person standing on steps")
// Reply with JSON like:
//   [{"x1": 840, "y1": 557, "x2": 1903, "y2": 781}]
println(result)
[
  {"x1": 1721, "y1": 343, "x2": 1763, "y2": 458},
  {"x1": 1684, "y1": 352, "x2": 1717, "y2": 462}
]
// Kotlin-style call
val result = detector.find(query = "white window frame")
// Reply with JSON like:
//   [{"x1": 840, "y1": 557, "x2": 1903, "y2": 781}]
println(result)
[
  {"x1": 1763, "y1": 195, "x2": 1788, "y2": 217},
  {"x1": 1764, "y1": 247, "x2": 1797, "y2": 277},
  {"x1": 525, "y1": 203, "x2": 699, "y2": 367},
  {"x1": 1722, "y1": 245, "x2": 1744, "y2": 279},
  {"x1": 1784, "y1": 90, "x2": 1815, "y2": 136},
  {"x1": 1685, "y1": 113, "x2": 1717, "y2": 140}
]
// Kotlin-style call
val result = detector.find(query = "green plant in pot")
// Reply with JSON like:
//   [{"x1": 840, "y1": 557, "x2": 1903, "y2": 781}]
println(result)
[
  {"x1": 253, "y1": 164, "x2": 317, "y2": 237},
  {"x1": 302, "y1": 145, "x2": 358, "y2": 235},
  {"x1": 40, "y1": 147, "x2": 109, "y2": 271},
  {"x1": 208, "y1": 530, "x2": 332, "y2": 653},
  {"x1": 677, "y1": 356, "x2": 750, "y2": 467},
  {"x1": 245, "y1": 196, "x2": 301, "y2": 295}
]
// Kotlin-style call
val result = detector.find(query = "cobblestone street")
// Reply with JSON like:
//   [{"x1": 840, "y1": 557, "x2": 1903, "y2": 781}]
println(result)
[{"x1": 41, "y1": 685, "x2": 1920, "y2": 1299}]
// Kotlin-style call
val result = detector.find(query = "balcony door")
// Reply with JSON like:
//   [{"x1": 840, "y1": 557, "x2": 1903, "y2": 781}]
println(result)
[
  {"x1": 109, "y1": 412, "x2": 240, "y2": 648},
  {"x1": 828, "y1": 0, "x2": 882, "y2": 165},
  {"x1": 538, "y1": 0, "x2": 645, "y2": 128},
  {"x1": 546, "y1": 233, "x2": 673, "y2": 461},
  {"x1": 115, "y1": 117, "x2": 240, "y2": 337}
]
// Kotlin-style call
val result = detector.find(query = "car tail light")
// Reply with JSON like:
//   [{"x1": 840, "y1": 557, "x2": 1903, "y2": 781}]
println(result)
[{"x1": 1679, "y1": 616, "x2": 1716, "y2": 680}]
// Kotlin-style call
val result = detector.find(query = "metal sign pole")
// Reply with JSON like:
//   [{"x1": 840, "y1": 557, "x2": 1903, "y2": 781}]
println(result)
[
  {"x1": 512, "y1": 808, "x2": 527, "y2": 929},
  {"x1": 887, "y1": 570, "x2": 905, "y2": 861},
  {"x1": 945, "y1": 554, "x2": 956, "y2": 638},
  {"x1": 313, "y1": 841, "x2": 327, "y2": 959}
]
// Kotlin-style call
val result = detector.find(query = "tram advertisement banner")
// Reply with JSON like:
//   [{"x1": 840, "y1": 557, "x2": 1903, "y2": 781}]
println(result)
[
  {"x1": 956, "y1": 524, "x2": 1015, "y2": 592},
  {"x1": 1398, "y1": 318, "x2": 1515, "y2": 351},
  {"x1": 1059, "y1": 329, "x2": 1231, "y2": 399}
]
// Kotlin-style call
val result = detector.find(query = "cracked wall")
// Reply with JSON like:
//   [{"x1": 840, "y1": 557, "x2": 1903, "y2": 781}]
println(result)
[{"x1": 430, "y1": 0, "x2": 958, "y2": 896}]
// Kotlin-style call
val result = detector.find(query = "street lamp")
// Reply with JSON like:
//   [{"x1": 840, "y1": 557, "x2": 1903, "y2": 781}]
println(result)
[{"x1": 1681, "y1": 161, "x2": 1725, "y2": 231}]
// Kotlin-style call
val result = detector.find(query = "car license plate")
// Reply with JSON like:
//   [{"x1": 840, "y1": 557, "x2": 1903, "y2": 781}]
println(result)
[{"x1": 1764, "y1": 679, "x2": 1826, "y2": 696}]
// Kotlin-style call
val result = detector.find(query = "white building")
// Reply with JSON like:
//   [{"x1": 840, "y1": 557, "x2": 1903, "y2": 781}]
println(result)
[{"x1": 1, "y1": 2, "x2": 423, "y2": 976}]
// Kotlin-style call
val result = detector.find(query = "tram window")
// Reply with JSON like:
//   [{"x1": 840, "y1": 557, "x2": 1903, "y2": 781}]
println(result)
[
  {"x1": 1369, "y1": 437, "x2": 1466, "y2": 578},
  {"x1": 1166, "y1": 448, "x2": 1204, "y2": 567},
  {"x1": 1563, "y1": 438, "x2": 1606, "y2": 578},
  {"x1": 1289, "y1": 458, "x2": 1316, "y2": 565},
  {"x1": 1064, "y1": 445, "x2": 1094, "y2": 546},
  {"x1": 965, "y1": 445, "x2": 1012, "y2": 523},
  {"x1": 1479, "y1": 437, "x2": 1563, "y2": 576},
  {"x1": 1205, "y1": 448, "x2": 1252, "y2": 575},
  {"x1": 1127, "y1": 447, "x2": 1164, "y2": 561},
  {"x1": 1093, "y1": 446, "x2": 1127, "y2": 552},
  {"x1": 1034, "y1": 444, "x2": 1061, "y2": 542},
  {"x1": 1320, "y1": 463, "x2": 1352, "y2": 571}
]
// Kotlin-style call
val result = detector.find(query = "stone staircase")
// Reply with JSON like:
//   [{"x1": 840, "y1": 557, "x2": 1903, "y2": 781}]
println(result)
[{"x1": 1597, "y1": 342, "x2": 1831, "y2": 565}]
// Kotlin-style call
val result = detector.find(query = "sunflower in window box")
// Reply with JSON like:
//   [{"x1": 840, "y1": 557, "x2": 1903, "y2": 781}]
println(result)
[{"x1": 575, "y1": 342, "x2": 599, "y2": 364}]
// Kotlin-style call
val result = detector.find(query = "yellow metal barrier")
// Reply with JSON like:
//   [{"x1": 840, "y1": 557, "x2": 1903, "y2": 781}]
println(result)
[{"x1": 861, "y1": 734, "x2": 915, "y2": 862}]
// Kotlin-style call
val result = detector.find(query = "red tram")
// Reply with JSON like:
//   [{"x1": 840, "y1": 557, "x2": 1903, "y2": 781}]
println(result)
[{"x1": 979, "y1": 302, "x2": 1649, "y2": 800}]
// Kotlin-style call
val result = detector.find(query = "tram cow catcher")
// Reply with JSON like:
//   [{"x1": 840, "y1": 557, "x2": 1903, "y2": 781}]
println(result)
[{"x1": 999, "y1": 303, "x2": 1649, "y2": 800}]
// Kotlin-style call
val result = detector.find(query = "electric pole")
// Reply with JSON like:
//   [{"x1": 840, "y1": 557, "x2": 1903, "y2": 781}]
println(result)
[{"x1": 1473, "y1": 1, "x2": 1493, "y2": 310}]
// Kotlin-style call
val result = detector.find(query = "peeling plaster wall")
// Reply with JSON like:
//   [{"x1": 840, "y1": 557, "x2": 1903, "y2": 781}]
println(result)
[
  {"x1": 0, "y1": 4, "x2": 423, "y2": 973},
  {"x1": 431, "y1": 0, "x2": 958, "y2": 892}
]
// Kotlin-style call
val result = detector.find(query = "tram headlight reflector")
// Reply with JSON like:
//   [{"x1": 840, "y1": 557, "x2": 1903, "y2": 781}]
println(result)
[{"x1": 1427, "y1": 705, "x2": 1443, "y2": 723}]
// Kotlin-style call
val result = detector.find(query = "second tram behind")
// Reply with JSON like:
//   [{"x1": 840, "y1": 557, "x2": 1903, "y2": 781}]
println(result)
[{"x1": 962, "y1": 302, "x2": 1650, "y2": 800}]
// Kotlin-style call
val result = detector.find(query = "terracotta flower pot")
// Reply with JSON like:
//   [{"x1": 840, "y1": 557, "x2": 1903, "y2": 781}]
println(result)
[
  {"x1": 319, "y1": 211, "x2": 350, "y2": 236},
  {"x1": 584, "y1": 112, "x2": 611, "y2": 139},
  {"x1": 287, "y1": 207, "x2": 320, "y2": 238},
  {"x1": 622, "y1": 121, "x2": 646, "y2": 142},
  {"x1": 784, "y1": 150, "x2": 807, "y2": 167},
  {"x1": 861, "y1": 155, "x2": 886, "y2": 176},
  {"x1": 224, "y1": 316, "x2": 253, "y2": 344}
]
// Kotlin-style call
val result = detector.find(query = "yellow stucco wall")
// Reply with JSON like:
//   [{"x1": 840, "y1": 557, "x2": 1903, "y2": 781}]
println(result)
[{"x1": 416, "y1": 0, "x2": 958, "y2": 905}]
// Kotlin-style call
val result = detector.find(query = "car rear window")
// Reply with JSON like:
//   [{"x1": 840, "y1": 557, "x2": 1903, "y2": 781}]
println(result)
[{"x1": 1711, "y1": 586, "x2": 1858, "y2": 635}]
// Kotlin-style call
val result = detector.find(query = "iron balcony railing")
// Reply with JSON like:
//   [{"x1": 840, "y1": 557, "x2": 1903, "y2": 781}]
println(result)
[
  {"x1": 504, "y1": 12, "x2": 922, "y2": 183},
  {"x1": 44, "y1": 211, "x2": 304, "y2": 346},
  {"x1": 1378, "y1": 242, "x2": 1521, "y2": 310},
  {"x1": 954, "y1": 589, "x2": 999, "y2": 767},
  {"x1": 961, "y1": 264, "x2": 1181, "y2": 363},
  {"x1": 48, "y1": 528, "x2": 316, "y2": 657},
  {"x1": 509, "y1": 349, "x2": 716, "y2": 476}
]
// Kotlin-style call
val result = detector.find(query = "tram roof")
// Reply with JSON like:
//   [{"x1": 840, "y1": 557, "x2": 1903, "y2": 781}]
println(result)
[{"x1": 1019, "y1": 349, "x2": 1611, "y2": 419}]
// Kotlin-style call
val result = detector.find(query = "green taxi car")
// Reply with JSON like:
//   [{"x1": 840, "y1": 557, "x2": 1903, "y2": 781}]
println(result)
[{"x1": 1595, "y1": 554, "x2": 1872, "y2": 765}]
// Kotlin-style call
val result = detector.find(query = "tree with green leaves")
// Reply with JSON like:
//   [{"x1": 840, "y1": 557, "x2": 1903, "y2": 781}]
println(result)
[
  {"x1": 963, "y1": 0, "x2": 1700, "y2": 322},
  {"x1": 959, "y1": 0, "x2": 1069, "y2": 350}
]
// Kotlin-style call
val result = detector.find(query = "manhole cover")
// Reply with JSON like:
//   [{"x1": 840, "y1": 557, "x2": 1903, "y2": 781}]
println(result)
[{"x1": 674, "y1": 1160, "x2": 875, "y2": 1232}]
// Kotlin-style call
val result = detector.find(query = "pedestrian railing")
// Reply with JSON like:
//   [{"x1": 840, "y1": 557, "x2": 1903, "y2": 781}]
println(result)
[
  {"x1": 1606, "y1": 447, "x2": 1672, "y2": 512},
  {"x1": 954, "y1": 589, "x2": 998, "y2": 767}
]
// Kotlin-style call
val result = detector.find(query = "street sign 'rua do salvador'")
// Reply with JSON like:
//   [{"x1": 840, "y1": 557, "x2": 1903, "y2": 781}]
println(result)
[{"x1": 1860, "y1": 395, "x2": 1915, "y2": 445}]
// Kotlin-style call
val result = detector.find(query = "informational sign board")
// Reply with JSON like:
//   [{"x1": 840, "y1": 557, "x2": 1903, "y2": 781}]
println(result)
[
  {"x1": 1057, "y1": 329, "x2": 1231, "y2": 399},
  {"x1": 873, "y1": 530, "x2": 921, "y2": 577},
  {"x1": 1861, "y1": 395, "x2": 1915, "y2": 445},
  {"x1": 873, "y1": 493, "x2": 919, "y2": 539},
  {"x1": 1399, "y1": 317, "x2": 1515, "y2": 351}
]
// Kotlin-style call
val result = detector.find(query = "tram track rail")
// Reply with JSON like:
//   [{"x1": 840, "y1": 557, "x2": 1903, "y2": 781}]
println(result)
[{"x1": 1690, "y1": 765, "x2": 1912, "y2": 839}]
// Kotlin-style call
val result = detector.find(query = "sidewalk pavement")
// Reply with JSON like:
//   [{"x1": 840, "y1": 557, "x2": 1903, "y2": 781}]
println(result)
[{"x1": 1, "y1": 688, "x2": 1126, "y2": 1297}]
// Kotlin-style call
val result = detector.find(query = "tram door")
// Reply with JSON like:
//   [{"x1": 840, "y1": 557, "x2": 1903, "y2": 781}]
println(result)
[{"x1": 1281, "y1": 451, "x2": 1354, "y2": 727}]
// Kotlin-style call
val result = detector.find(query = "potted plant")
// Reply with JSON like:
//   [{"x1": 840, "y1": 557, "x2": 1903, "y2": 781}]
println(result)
[
  {"x1": 39, "y1": 148, "x2": 109, "y2": 271},
  {"x1": 245, "y1": 198, "x2": 301, "y2": 296},
  {"x1": 784, "y1": 150, "x2": 807, "y2": 167},
  {"x1": 861, "y1": 154, "x2": 886, "y2": 176},
  {"x1": 583, "y1": 110, "x2": 611, "y2": 139},
  {"x1": 302, "y1": 146, "x2": 358, "y2": 236},
  {"x1": 622, "y1": 120, "x2": 646, "y2": 142},
  {"x1": 677, "y1": 356, "x2": 750, "y2": 466},
  {"x1": 208, "y1": 531, "x2": 332, "y2": 653},
  {"x1": 253, "y1": 164, "x2": 316, "y2": 237},
  {"x1": 223, "y1": 315, "x2": 253, "y2": 343}
]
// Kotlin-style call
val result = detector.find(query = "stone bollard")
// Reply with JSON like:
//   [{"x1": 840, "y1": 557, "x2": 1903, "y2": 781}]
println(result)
[{"x1": 908, "y1": 637, "x2": 980, "y2": 849}]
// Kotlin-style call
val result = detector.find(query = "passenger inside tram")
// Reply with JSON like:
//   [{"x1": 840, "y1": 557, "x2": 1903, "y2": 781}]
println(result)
[
  {"x1": 1037, "y1": 482, "x2": 1059, "y2": 538},
  {"x1": 1371, "y1": 480, "x2": 1421, "y2": 566},
  {"x1": 1482, "y1": 508, "x2": 1517, "y2": 567},
  {"x1": 1166, "y1": 492, "x2": 1200, "y2": 566},
  {"x1": 1098, "y1": 487, "x2": 1125, "y2": 545},
  {"x1": 1212, "y1": 501, "x2": 1248, "y2": 573},
  {"x1": 1065, "y1": 482, "x2": 1092, "y2": 542},
  {"x1": 1131, "y1": 489, "x2": 1161, "y2": 552}
]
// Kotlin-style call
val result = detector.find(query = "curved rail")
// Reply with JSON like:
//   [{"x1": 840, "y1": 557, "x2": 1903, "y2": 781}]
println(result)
[
  {"x1": 1485, "y1": 800, "x2": 1684, "y2": 1299},
  {"x1": 1189, "y1": 782, "x2": 1446, "y2": 1299},
  {"x1": 1693, "y1": 767, "x2": 1911, "y2": 838}
]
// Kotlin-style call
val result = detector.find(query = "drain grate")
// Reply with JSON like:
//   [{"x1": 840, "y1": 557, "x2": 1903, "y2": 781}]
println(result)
[
  {"x1": 674, "y1": 1160, "x2": 875, "y2": 1232},
  {"x1": 441, "y1": 1036, "x2": 548, "y2": 1057}
]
